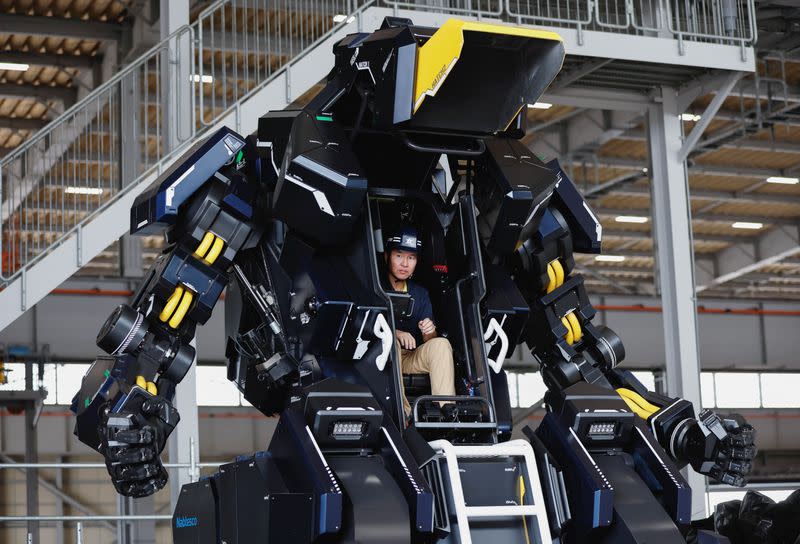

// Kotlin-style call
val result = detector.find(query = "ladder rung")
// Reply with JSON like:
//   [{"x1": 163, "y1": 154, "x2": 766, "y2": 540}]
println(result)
[{"x1": 464, "y1": 505, "x2": 539, "y2": 518}]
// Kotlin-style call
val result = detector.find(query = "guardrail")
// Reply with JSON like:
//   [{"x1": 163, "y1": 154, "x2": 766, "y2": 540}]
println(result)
[{"x1": 0, "y1": 0, "x2": 755, "y2": 285}]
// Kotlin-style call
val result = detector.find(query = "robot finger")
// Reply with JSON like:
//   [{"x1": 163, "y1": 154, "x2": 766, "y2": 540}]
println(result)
[
  {"x1": 711, "y1": 467, "x2": 746, "y2": 488},
  {"x1": 728, "y1": 426, "x2": 756, "y2": 447},
  {"x1": 721, "y1": 459, "x2": 752, "y2": 476},
  {"x1": 110, "y1": 427, "x2": 155, "y2": 445},
  {"x1": 725, "y1": 445, "x2": 757, "y2": 460},
  {"x1": 119, "y1": 474, "x2": 168, "y2": 498},
  {"x1": 106, "y1": 446, "x2": 155, "y2": 464},
  {"x1": 113, "y1": 461, "x2": 162, "y2": 483}
]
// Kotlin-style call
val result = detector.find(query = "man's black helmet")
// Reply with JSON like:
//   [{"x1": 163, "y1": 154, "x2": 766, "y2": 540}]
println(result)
[{"x1": 386, "y1": 226, "x2": 422, "y2": 254}]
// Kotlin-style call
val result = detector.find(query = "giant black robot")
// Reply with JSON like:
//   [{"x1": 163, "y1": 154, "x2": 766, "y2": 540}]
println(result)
[{"x1": 72, "y1": 17, "x2": 759, "y2": 544}]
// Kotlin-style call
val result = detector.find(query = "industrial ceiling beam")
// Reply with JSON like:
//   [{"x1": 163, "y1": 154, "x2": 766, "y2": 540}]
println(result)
[
  {"x1": 0, "y1": 117, "x2": 49, "y2": 131},
  {"x1": 595, "y1": 206, "x2": 800, "y2": 227},
  {"x1": 697, "y1": 226, "x2": 800, "y2": 292},
  {"x1": 0, "y1": 51, "x2": 98, "y2": 70},
  {"x1": 0, "y1": 14, "x2": 124, "y2": 41},
  {"x1": 679, "y1": 71, "x2": 744, "y2": 161},
  {"x1": 550, "y1": 58, "x2": 614, "y2": 91},
  {"x1": 594, "y1": 155, "x2": 782, "y2": 178},
  {"x1": 592, "y1": 185, "x2": 800, "y2": 206},
  {"x1": 0, "y1": 83, "x2": 77, "y2": 105},
  {"x1": 604, "y1": 228, "x2": 745, "y2": 244}
]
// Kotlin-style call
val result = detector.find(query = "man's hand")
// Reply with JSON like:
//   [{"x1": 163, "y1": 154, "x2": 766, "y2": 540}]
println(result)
[
  {"x1": 100, "y1": 394, "x2": 179, "y2": 497},
  {"x1": 418, "y1": 318, "x2": 436, "y2": 337},
  {"x1": 396, "y1": 330, "x2": 417, "y2": 350}
]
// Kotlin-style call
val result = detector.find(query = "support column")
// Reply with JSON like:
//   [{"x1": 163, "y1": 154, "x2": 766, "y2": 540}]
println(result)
[
  {"x1": 24, "y1": 362, "x2": 39, "y2": 543},
  {"x1": 160, "y1": 0, "x2": 199, "y2": 514},
  {"x1": 119, "y1": 67, "x2": 143, "y2": 278},
  {"x1": 168, "y1": 342, "x2": 199, "y2": 510},
  {"x1": 160, "y1": 0, "x2": 192, "y2": 154},
  {"x1": 648, "y1": 86, "x2": 707, "y2": 518}
]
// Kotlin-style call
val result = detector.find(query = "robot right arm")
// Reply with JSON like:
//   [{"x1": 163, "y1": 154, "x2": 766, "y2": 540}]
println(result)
[
  {"x1": 72, "y1": 128, "x2": 263, "y2": 497},
  {"x1": 512, "y1": 158, "x2": 755, "y2": 488}
]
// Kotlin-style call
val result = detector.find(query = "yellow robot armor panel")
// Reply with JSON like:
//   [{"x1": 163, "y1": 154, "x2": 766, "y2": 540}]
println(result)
[{"x1": 409, "y1": 19, "x2": 564, "y2": 135}]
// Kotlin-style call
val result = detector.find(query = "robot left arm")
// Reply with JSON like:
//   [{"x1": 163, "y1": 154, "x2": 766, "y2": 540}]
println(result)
[
  {"x1": 515, "y1": 159, "x2": 755, "y2": 487},
  {"x1": 609, "y1": 369, "x2": 756, "y2": 487},
  {"x1": 72, "y1": 128, "x2": 262, "y2": 497}
]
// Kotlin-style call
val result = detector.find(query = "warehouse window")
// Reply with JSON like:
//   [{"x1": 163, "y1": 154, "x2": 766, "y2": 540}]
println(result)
[
  {"x1": 759, "y1": 373, "x2": 800, "y2": 408},
  {"x1": 713, "y1": 372, "x2": 761, "y2": 408},
  {"x1": 701, "y1": 372, "x2": 716, "y2": 408}
]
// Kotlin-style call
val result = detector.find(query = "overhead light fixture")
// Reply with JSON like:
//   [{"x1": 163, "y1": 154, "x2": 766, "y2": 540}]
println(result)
[
  {"x1": 0, "y1": 62, "x2": 30, "y2": 71},
  {"x1": 731, "y1": 221, "x2": 763, "y2": 230},
  {"x1": 595, "y1": 255, "x2": 626, "y2": 262},
  {"x1": 615, "y1": 215, "x2": 648, "y2": 224},
  {"x1": 766, "y1": 176, "x2": 799, "y2": 185},
  {"x1": 191, "y1": 74, "x2": 213, "y2": 84},
  {"x1": 332, "y1": 13, "x2": 347, "y2": 22},
  {"x1": 528, "y1": 102, "x2": 552, "y2": 110},
  {"x1": 65, "y1": 187, "x2": 103, "y2": 195},
  {"x1": 680, "y1": 113, "x2": 701, "y2": 122}
]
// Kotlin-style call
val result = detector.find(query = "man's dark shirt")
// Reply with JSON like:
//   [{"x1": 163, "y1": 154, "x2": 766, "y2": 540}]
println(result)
[{"x1": 393, "y1": 280, "x2": 434, "y2": 346}]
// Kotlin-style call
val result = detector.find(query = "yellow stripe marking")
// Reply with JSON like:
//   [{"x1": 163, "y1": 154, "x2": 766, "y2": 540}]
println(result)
[
  {"x1": 168, "y1": 289, "x2": 194, "y2": 329},
  {"x1": 566, "y1": 311, "x2": 582, "y2": 343},
  {"x1": 203, "y1": 237, "x2": 225, "y2": 265},
  {"x1": 158, "y1": 286, "x2": 184, "y2": 322},
  {"x1": 545, "y1": 262, "x2": 556, "y2": 294},
  {"x1": 551, "y1": 258, "x2": 565, "y2": 288},
  {"x1": 194, "y1": 231, "x2": 215, "y2": 259},
  {"x1": 561, "y1": 316, "x2": 574, "y2": 345}
]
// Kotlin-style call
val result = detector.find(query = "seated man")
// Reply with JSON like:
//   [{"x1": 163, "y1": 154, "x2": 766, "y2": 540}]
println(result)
[{"x1": 385, "y1": 226, "x2": 455, "y2": 417}]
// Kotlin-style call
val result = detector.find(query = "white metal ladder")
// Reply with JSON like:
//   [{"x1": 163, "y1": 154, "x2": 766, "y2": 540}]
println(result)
[{"x1": 428, "y1": 439, "x2": 551, "y2": 544}]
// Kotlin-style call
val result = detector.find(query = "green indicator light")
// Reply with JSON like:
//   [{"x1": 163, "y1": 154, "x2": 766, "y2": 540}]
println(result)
[
  {"x1": 316, "y1": 115, "x2": 333, "y2": 122},
  {"x1": 84, "y1": 398, "x2": 90, "y2": 408},
  {"x1": 103, "y1": 369, "x2": 110, "y2": 378},
  {"x1": 236, "y1": 150, "x2": 243, "y2": 162}
]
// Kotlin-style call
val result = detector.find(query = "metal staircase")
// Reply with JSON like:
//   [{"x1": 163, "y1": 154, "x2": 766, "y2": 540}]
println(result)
[{"x1": 0, "y1": 0, "x2": 757, "y2": 332}]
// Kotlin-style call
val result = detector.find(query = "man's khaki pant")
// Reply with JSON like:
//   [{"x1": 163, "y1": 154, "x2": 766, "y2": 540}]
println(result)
[{"x1": 398, "y1": 337, "x2": 456, "y2": 416}]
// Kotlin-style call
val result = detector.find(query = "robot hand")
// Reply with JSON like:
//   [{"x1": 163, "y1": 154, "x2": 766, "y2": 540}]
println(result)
[
  {"x1": 100, "y1": 393, "x2": 180, "y2": 497},
  {"x1": 682, "y1": 410, "x2": 756, "y2": 487}
]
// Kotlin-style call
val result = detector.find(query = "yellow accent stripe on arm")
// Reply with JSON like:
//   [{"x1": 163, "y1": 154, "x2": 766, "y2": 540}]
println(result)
[
  {"x1": 194, "y1": 231, "x2": 215, "y2": 259},
  {"x1": 551, "y1": 259, "x2": 565, "y2": 288},
  {"x1": 203, "y1": 237, "x2": 225, "y2": 265},
  {"x1": 136, "y1": 375, "x2": 147, "y2": 389},
  {"x1": 159, "y1": 286, "x2": 184, "y2": 322},
  {"x1": 616, "y1": 388, "x2": 660, "y2": 420},
  {"x1": 618, "y1": 394, "x2": 656, "y2": 420},
  {"x1": 545, "y1": 262, "x2": 556, "y2": 293},
  {"x1": 561, "y1": 316, "x2": 574, "y2": 345},
  {"x1": 168, "y1": 290, "x2": 194, "y2": 329},
  {"x1": 146, "y1": 381, "x2": 158, "y2": 395},
  {"x1": 566, "y1": 311, "x2": 582, "y2": 342}
]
